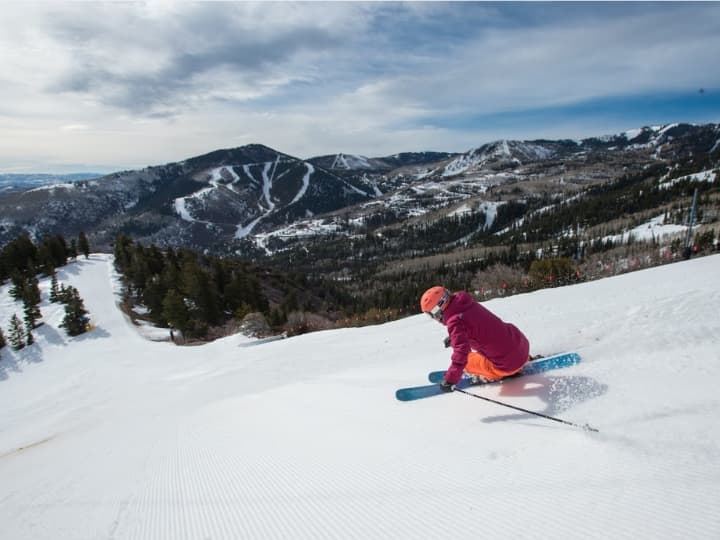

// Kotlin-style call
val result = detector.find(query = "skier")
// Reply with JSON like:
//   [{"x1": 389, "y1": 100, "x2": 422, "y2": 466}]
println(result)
[{"x1": 420, "y1": 286, "x2": 530, "y2": 392}]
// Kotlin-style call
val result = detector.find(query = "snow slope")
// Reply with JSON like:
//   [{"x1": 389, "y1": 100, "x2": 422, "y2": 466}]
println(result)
[
  {"x1": 1, "y1": 254, "x2": 719, "y2": 539},
  {"x1": 603, "y1": 214, "x2": 688, "y2": 244}
]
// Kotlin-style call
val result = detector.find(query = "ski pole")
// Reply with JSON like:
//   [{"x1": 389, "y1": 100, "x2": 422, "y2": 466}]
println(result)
[{"x1": 454, "y1": 387, "x2": 599, "y2": 432}]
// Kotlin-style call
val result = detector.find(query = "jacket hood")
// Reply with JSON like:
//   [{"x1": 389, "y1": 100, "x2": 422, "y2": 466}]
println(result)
[{"x1": 443, "y1": 291, "x2": 475, "y2": 322}]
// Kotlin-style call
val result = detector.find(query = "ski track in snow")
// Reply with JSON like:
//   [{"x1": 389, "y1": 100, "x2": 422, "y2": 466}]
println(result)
[
  {"x1": 234, "y1": 162, "x2": 276, "y2": 239},
  {"x1": 290, "y1": 163, "x2": 314, "y2": 205},
  {"x1": 236, "y1": 160, "x2": 318, "y2": 240},
  {"x1": 170, "y1": 160, "x2": 363, "y2": 241},
  {"x1": 1, "y1": 254, "x2": 720, "y2": 538},
  {"x1": 174, "y1": 167, "x2": 239, "y2": 222},
  {"x1": 711, "y1": 137, "x2": 720, "y2": 153},
  {"x1": 262, "y1": 161, "x2": 276, "y2": 211},
  {"x1": 173, "y1": 162, "x2": 286, "y2": 237}
]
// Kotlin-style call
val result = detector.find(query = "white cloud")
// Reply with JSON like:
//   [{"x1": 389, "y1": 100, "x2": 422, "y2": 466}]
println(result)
[
  {"x1": 358, "y1": 7, "x2": 720, "y2": 117},
  {"x1": 61, "y1": 124, "x2": 90, "y2": 132},
  {"x1": 0, "y1": 2, "x2": 718, "y2": 171}
]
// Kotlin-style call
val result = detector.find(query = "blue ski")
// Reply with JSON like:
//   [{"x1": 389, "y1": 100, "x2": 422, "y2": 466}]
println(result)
[
  {"x1": 395, "y1": 352, "x2": 581, "y2": 402},
  {"x1": 427, "y1": 352, "x2": 581, "y2": 383}
]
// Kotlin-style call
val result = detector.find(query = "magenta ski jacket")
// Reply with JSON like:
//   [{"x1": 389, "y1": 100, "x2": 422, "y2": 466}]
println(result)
[{"x1": 442, "y1": 291, "x2": 530, "y2": 385}]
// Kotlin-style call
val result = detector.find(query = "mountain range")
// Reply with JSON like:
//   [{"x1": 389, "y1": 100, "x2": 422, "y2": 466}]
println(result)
[
  {"x1": 0, "y1": 173, "x2": 103, "y2": 194},
  {"x1": 0, "y1": 123, "x2": 718, "y2": 262}
]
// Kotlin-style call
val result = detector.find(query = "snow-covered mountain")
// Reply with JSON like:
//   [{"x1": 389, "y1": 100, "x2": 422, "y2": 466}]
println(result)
[
  {"x1": 309, "y1": 153, "x2": 387, "y2": 171},
  {"x1": 0, "y1": 124, "x2": 717, "y2": 256},
  {"x1": 440, "y1": 124, "x2": 720, "y2": 178},
  {"x1": 0, "y1": 145, "x2": 377, "y2": 251},
  {"x1": 309, "y1": 151, "x2": 457, "y2": 172},
  {"x1": 1, "y1": 253, "x2": 719, "y2": 539},
  {"x1": 441, "y1": 139, "x2": 562, "y2": 176}
]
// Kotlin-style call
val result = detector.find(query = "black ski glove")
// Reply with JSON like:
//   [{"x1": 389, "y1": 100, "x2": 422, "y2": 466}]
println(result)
[
  {"x1": 444, "y1": 336, "x2": 451, "y2": 348},
  {"x1": 439, "y1": 379, "x2": 455, "y2": 392}
]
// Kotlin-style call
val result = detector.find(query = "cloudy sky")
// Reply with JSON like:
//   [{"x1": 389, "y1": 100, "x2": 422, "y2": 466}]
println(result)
[{"x1": 1, "y1": 1, "x2": 719, "y2": 173}]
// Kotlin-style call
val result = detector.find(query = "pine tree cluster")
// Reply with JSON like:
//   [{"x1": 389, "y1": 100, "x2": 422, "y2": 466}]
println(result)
[
  {"x1": 58, "y1": 285, "x2": 89, "y2": 337},
  {"x1": 0, "y1": 233, "x2": 93, "y2": 354},
  {"x1": 0, "y1": 231, "x2": 90, "y2": 282},
  {"x1": 111, "y1": 235, "x2": 356, "y2": 338}
]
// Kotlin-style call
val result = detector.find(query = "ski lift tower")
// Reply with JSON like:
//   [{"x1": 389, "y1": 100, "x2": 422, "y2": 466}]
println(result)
[{"x1": 683, "y1": 188, "x2": 699, "y2": 259}]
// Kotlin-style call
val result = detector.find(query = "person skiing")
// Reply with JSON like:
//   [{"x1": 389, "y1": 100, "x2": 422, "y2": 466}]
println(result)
[{"x1": 420, "y1": 286, "x2": 530, "y2": 391}]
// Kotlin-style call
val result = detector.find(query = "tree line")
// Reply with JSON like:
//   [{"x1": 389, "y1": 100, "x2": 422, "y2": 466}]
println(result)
[
  {"x1": 0, "y1": 232, "x2": 90, "y2": 282},
  {"x1": 111, "y1": 234, "x2": 357, "y2": 339}
]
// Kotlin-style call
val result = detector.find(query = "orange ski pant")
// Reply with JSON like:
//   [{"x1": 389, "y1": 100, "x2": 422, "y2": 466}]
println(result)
[{"x1": 465, "y1": 351, "x2": 527, "y2": 381}]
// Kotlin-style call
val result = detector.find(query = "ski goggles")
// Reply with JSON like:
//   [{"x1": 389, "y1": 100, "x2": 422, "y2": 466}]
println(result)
[
  {"x1": 427, "y1": 304, "x2": 444, "y2": 322},
  {"x1": 426, "y1": 290, "x2": 450, "y2": 322}
]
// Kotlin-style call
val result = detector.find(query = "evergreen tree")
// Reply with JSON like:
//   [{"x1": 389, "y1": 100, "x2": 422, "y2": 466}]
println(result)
[
  {"x1": 50, "y1": 272, "x2": 60, "y2": 303},
  {"x1": 180, "y1": 260, "x2": 221, "y2": 325},
  {"x1": 224, "y1": 272, "x2": 249, "y2": 313},
  {"x1": 160, "y1": 260, "x2": 180, "y2": 296},
  {"x1": 142, "y1": 277, "x2": 167, "y2": 322},
  {"x1": 9, "y1": 274, "x2": 21, "y2": 301},
  {"x1": 128, "y1": 249, "x2": 150, "y2": 296},
  {"x1": 0, "y1": 327, "x2": 6, "y2": 349},
  {"x1": 113, "y1": 234, "x2": 134, "y2": 273},
  {"x1": 8, "y1": 314, "x2": 25, "y2": 350},
  {"x1": 60, "y1": 287, "x2": 89, "y2": 336},
  {"x1": 22, "y1": 277, "x2": 42, "y2": 328},
  {"x1": 46, "y1": 235, "x2": 69, "y2": 268},
  {"x1": 70, "y1": 239, "x2": 78, "y2": 260},
  {"x1": 78, "y1": 232, "x2": 90, "y2": 259},
  {"x1": 0, "y1": 234, "x2": 37, "y2": 280},
  {"x1": 162, "y1": 289, "x2": 190, "y2": 334},
  {"x1": 59, "y1": 283, "x2": 69, "y2": 303},
  {"x1": 25, "y1": 321, "x2": 34, "y2": 346},
  {"x1": 36, "y1": 242, "x2": 56, "y2": 276},
  {"x1": 23, "y1": 299, "x2": 41, "y2": 330}
]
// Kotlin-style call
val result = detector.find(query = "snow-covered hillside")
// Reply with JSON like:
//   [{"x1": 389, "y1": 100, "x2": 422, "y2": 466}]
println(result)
[
  {"x1": 443, "y1": 140, "x2": 557, "y2": 176},
  {"x1": 1, "y1": 254, "x2": 719, "y2": 539}
]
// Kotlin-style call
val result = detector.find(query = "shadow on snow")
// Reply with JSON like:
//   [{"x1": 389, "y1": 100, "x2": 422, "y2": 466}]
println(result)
[{"x1": 476, "y1": 373, "x2": 608, "y2": 426}]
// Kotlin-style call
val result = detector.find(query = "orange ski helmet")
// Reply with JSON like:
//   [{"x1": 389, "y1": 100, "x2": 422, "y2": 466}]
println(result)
[{"x1": 420, "y1": 286, "x2": 451, "y2": 321}]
